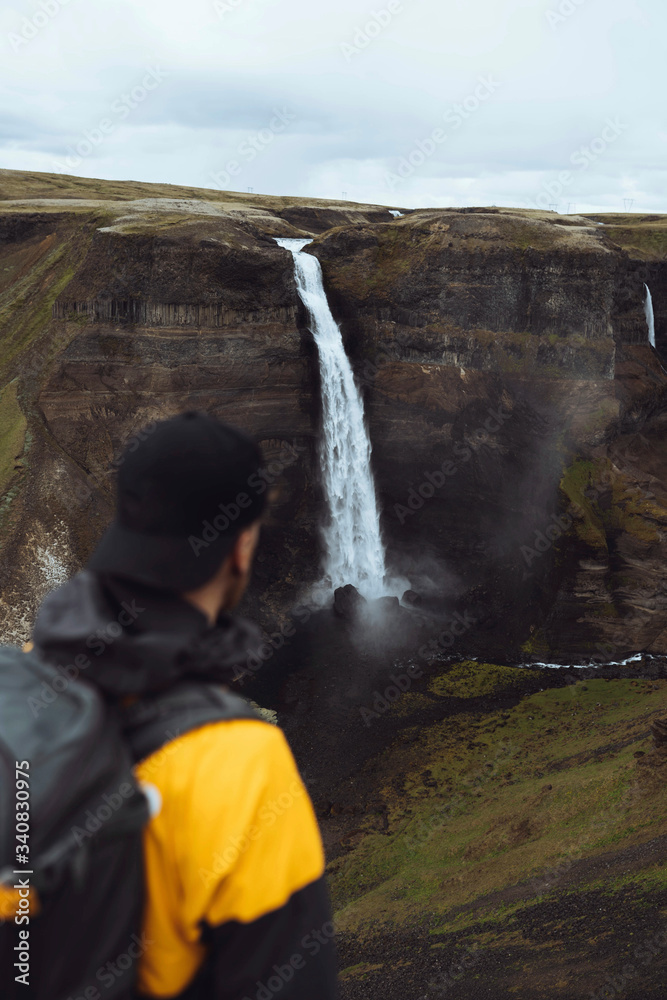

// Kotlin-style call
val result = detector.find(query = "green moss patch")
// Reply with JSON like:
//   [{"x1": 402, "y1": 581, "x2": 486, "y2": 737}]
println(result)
[
  {"x1": 559, "y1": 456, "x2": 667, "y2": 556},
  {"x1": 606, "y1": 473, "x2": 665, "y2": 545},
  {"x1": 0, "y1": 220, "x2": 95, "y2": 385},
  {"x1": 429, "y1": 661, "x2": 532, "y2": 699},
  {"x1": 0, "y1": 381, "x2": 27, "y2": 497},
  {"x1": 559, "y1": 458, "x2": 608, "y2": 550}
]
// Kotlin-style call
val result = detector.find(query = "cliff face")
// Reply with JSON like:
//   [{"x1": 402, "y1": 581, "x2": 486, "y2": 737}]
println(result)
[
  {"x1": 0, "y1": 196, "x2": 321, "y2": 637},
  {"x1": 311, "y1": 210, "x2": 667, "y2": 657},
  {"x1": 0, "y1": 171, "x2": 666, "y2": 658}
]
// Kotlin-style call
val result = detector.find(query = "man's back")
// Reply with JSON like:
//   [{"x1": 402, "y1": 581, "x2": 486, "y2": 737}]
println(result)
[
  {"x1": 135, "y1": 719, "x2": 333, "y2": 998},
  {"x1": 32, "y1": 567, "x2": 338, "y2": 1000}
]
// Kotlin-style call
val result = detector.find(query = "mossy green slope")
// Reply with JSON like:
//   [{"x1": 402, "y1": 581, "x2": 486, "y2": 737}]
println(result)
[
  {"x1": 0, "y1": 218, "x2": 102, "y2": 387},
  {"x1": 559, "y1": 455, "x2": 667, "y2": 558},
  {"x1": 331, "y1": 667, "x2": 667, "y2": 944},
  {"x1": 0, "y1": 381, "x2": 27, "y2": 498}
]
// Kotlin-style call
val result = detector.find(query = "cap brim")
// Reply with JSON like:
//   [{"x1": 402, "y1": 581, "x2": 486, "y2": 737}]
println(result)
[{"x1": 86, "y1": 520, "x2": 237, "y2": 592}]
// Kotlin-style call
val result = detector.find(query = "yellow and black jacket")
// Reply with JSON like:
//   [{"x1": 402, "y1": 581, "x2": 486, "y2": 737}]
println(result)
[{"x1": 31, "y1": 571, "x2": 338, "y2": 1000}]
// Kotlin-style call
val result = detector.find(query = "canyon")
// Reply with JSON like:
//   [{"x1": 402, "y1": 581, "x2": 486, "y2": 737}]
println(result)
[
  {"x1": 1, "y1": 169, "x2": 667, "y2": 999},
  {"x1": 0, "y1": 169, "x2": 666, "y2": 660}
]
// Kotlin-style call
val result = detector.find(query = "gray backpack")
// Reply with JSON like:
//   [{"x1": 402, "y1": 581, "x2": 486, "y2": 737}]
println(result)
[{"x1": 0, "y1": 645, "x2": 260, "y2": 1000}]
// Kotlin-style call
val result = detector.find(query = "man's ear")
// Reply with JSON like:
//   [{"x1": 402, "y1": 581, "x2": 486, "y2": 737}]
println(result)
[{"x1": 230, "y1": 522, "x2": 261, "y2": 575}]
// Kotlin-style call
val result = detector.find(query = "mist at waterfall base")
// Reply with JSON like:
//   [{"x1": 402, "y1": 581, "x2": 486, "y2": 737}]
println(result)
[{"x1": 275, "y1": 238, "x2": 410, "y2": 614}]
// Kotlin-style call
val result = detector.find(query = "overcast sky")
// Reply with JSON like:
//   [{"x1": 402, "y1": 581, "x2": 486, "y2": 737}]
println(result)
[{"x1": 0, "y1": 0, "x2": 664, "y2": 212}]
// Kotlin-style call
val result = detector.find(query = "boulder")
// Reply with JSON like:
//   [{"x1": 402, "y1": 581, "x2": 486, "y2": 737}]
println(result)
[
  {"x1": 333, "y1": 585, "x2": 367, "y2": 620},
  {"x1": 372, "y1": 596, "x2": 401, "y2": 615}
]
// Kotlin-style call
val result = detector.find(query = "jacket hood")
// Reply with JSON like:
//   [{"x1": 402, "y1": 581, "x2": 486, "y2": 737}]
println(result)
[{"x1": 32, "y1": 570, "x2": 262, "y2": 699}]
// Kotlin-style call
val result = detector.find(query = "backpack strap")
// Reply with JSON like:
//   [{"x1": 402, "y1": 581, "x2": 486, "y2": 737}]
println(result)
[{"x1": 120, "y1": 682, "x2": 265, "y2": 763}]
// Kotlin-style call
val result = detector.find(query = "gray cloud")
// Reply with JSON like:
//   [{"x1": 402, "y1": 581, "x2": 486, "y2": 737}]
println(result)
[{"x1": 0, "y1": 0, "x2": 664, "y2": 212}]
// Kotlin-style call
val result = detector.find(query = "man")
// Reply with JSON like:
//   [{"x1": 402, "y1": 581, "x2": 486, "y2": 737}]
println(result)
[{"x1": 31, "y1": 410, "x2": 338, "y2": 1000}]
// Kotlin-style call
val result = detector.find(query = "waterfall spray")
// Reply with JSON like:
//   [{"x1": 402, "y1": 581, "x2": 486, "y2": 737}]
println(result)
[
  {"x1": 644, "y1": 284, "x2": 656, "y2": 349},
  {"x1": 276, "y1": 238, "x2": 389, "y2": 600}
]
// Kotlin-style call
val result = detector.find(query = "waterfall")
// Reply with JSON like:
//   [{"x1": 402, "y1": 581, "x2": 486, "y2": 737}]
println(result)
[
  {"x1": 276, "y1": 237, "x2": 389, "y2": 600},
  {"x1": 645, "y1": 284, "x2": 656, "y2": 349}
]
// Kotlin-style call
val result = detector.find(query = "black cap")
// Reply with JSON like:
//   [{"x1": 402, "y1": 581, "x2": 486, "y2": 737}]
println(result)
[{"x1": 87, "y1": 411, "x2": 267, "y2": 592}]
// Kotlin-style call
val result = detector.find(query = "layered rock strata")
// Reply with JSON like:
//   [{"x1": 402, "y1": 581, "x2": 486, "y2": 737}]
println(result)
[{"x1": 1, "y1": 173, "x2": 666, "y2": 657}]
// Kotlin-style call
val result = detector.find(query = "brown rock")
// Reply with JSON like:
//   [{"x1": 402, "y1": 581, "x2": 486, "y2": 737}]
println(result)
[
  {"x1": 1, "y1": 179, "x2": 667, "y2": 661},
  {"x1": 333, "y1": 585, "x2": 367, "y2": 620}
]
